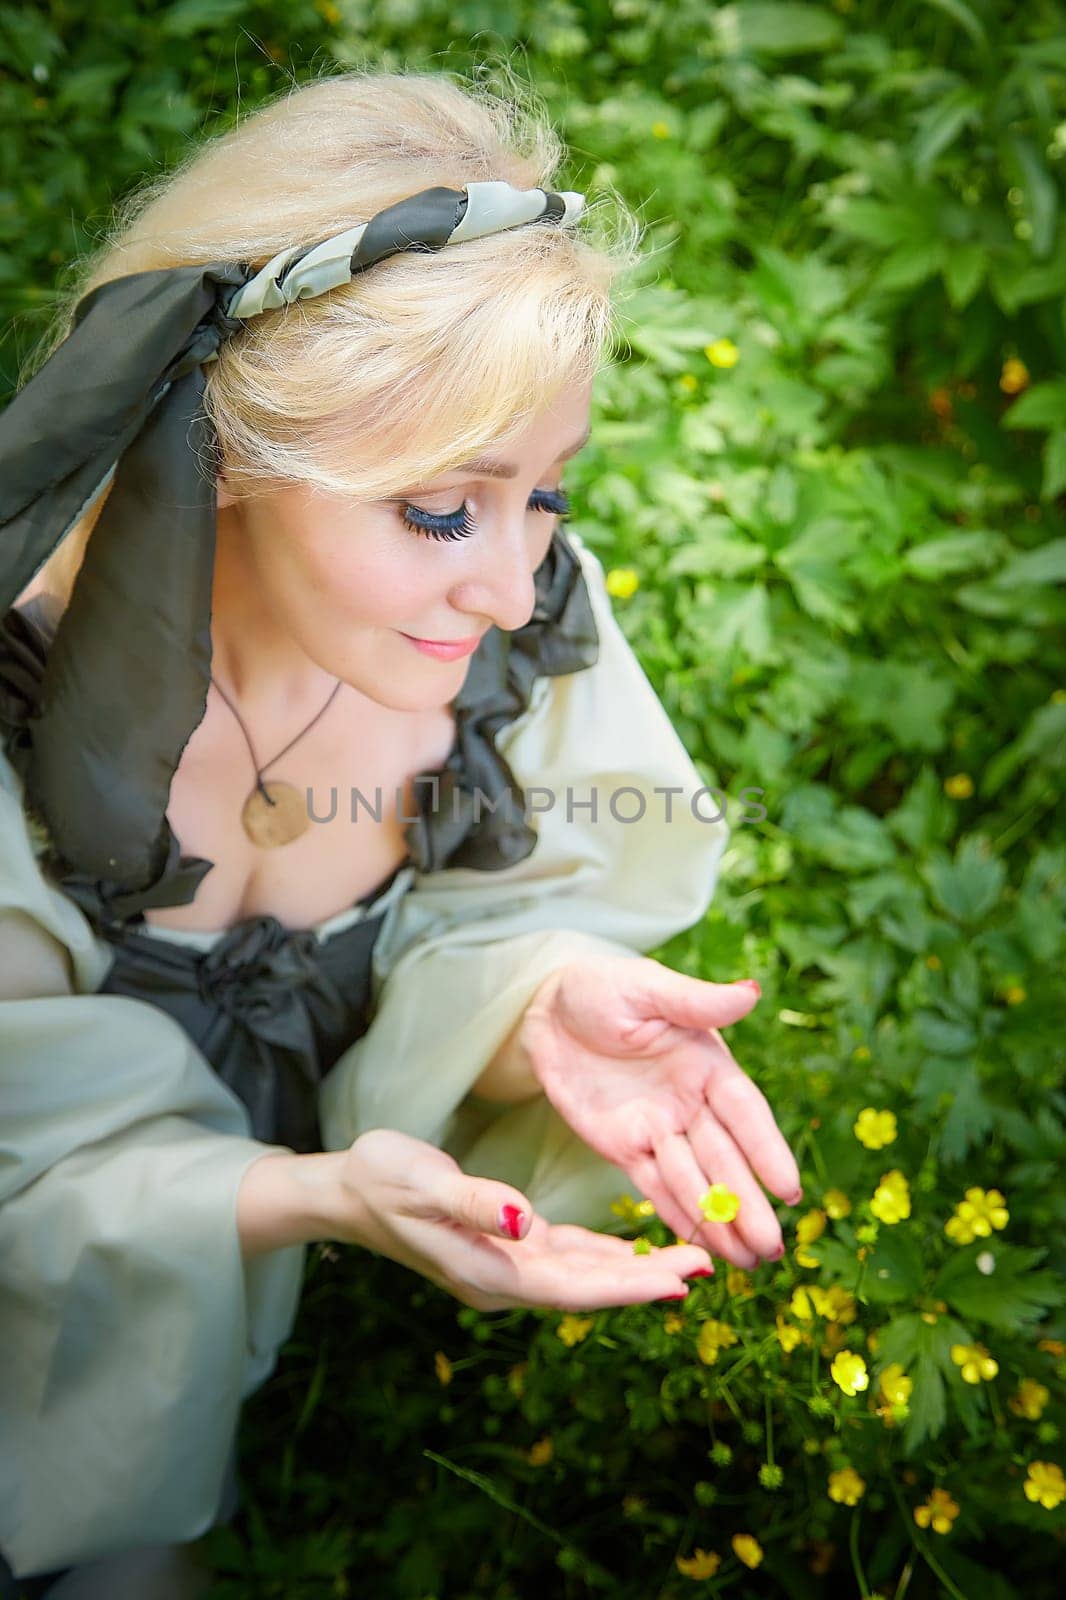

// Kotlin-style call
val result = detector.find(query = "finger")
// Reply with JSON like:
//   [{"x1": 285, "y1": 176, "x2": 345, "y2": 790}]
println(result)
[
  {"x1": 430, "y1": 1169, "x2": 535, "y2": 1240},
  {"x1": 434, "y1": 1220, "x2": 706, "y2": 1313},
  {"x1": 629, "y1": 962, "x2": 761, "y2": 1032},
  {"x1": 545, "y1": 1224, "x2": 714, "y2": 1278},
  {"x1": 687, "y1": 1106, "x2": 785, "y2": 1259},
  {"x1": 702, "y1": 1036, "x2": 802, "y2": 1201},
  {"x1": 626, "y1": 1146, "x2": 759, "y2": 1271},
  {"x1": 651, "y1": 1134, "x2": 760, "y2": 1269}
]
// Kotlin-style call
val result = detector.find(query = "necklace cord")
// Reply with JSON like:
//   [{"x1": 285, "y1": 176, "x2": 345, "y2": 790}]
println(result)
[{"x1": 209, "y1": 675, "x2": 343, "y2": 809}]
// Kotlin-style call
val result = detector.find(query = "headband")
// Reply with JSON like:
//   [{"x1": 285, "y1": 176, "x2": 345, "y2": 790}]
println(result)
[{"x1": 0, "y1": 181, "x2": 585, "y2": 899}]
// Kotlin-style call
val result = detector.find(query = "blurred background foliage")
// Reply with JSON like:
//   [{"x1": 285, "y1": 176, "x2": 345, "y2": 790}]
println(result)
[{"x1": 2, "y1": 2, "x2": 1066, "y2": 1596}]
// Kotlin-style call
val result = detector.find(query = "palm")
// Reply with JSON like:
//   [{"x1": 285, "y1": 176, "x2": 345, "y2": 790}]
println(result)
[{"x1": 521, "y1": 956, "x2": 801, "y2": 1268}]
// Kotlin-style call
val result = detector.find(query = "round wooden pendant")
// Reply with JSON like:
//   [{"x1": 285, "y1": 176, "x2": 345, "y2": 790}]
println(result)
[{"x1": 240, "y1": 780, "x2": 311, "y2": 848}]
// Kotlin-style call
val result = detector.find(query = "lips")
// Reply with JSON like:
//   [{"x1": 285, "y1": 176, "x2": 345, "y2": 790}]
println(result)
[
  {"x1": 403, "y1": 633, "x2": 482, "y2": 647},
  {"x1": 400, "y1": 631, "x2": 484, "y2": 661}
]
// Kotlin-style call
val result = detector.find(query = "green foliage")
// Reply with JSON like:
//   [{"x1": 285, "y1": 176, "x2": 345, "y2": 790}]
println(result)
[{"x1": 4, "y1": 1, "x2": 1065, "y2": 1595}]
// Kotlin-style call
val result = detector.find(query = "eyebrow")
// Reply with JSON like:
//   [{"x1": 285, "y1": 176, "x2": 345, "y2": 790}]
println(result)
[{"x1": 447, "y1": 424, "x2": 592, "y2": 480}]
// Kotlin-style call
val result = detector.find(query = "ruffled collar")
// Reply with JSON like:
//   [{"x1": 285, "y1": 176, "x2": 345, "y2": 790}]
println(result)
[{"x1": 0, "y1": 526, "x2": 598, "y2": 932}]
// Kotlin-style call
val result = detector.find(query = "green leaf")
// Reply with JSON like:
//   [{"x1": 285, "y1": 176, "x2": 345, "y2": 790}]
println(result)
[
  {"x1": 158, "y1": 0, "x2": 250, "y2": 37},
  {"x1": 939, "y1": 1075, "x2": 996, "y2": 1164},
  {"x1": 924, "y1": 836, "x2": 1007, "y2": 923},
  {"x1": 942, "y1": 243, "x2": 986, "y2": 309},
  {"x1": 863, "y1": 1229, "x2": 925, "y2": 1304},
  {"x1": 911, "y1": 89, "x2": 981, "y2": 177},
  {"x1": 922, "y1": 0, "x2": 988, "y2": 47},
  {"x1": 995, "y1": 538, "x2": 1066, "y2": 589},
  {"x1": 714, "y1": 3, "x2": 844, "y2": 56},
  {"x1": 1043, "y1": 432, "x2": 1066, "y2": 499},
  {"x1": 902, "y1": 530, "x2": 1005, "y2": 579},
  {"x1": 1002, "y1": 379, "x2": 1066, "y2": 430},
  {"x1": 935, "y1": 1244, "x2": 1066, "y2": 1330}
]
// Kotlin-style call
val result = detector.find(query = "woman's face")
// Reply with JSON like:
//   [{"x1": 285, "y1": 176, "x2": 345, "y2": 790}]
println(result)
[{"x1": 214, "y1": 379, "x2": 593, "y2": 713}]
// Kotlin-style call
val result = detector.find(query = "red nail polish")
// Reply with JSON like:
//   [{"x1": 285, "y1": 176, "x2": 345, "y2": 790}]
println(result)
[
  {"x1": 769, "y1": 1241, "x2": 786, "y2": 1261},
  {"x1": 685, "y1": 1267, "x2": 714, "y2": 1278},
  {"x1": 661, "y1": 1290, "x2": 689, "y2": 1300},
  {"x1": 737, "y1": 979, "x2": 761, "y2": 996},
  {"x1": 499, "y1": 1204, "x2": 525, "y2": 1239}
]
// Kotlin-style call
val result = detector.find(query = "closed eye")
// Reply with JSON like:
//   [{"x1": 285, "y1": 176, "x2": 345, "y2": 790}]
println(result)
[{"x1": 401, "y1": 486, "x2": 570, "y2": 543}]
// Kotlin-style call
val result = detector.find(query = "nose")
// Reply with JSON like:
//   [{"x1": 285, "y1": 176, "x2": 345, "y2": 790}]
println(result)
[{"x1": 448, "y1": 517, "x2": 539, "y2": 634}]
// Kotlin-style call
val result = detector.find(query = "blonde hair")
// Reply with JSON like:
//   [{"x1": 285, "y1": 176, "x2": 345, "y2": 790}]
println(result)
[{"x1": 21, "y1": 63, "x2": 645, "y2": 608}]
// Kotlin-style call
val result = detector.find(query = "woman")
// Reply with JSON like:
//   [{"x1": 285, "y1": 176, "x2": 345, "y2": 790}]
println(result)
[{"x1": 0, "y1": 67, "x2": 800, "y2": 1596}]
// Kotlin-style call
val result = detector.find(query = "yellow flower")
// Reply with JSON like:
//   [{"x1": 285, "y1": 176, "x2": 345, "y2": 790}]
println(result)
[
  {"x1": 705, "y1": 337, "x2": 740, "y2": 369},
  {"x1": 677, "y1": 372, "x2": 699, "y2": 393},
  {"x1": 852, "y1": 1044, "x2": 872, "y2": 1062},
  {"x1": 790, "y1": 1286, "x2": 816, "y2": 1321},
  {"x1": 950, "y1": 1342, "x2": 999, "y2": 1385},
  {"x1": 731, "y1": 1533, "x2": 763, "y2": 1569},
  {"x1": 1002, "y1": 984, "x2": 1027, "y2": 1005},
  {"x1": 828, "y1": 1467, "x2": 866, "y2": 1506},
  {"x1": 944, "y1": 1187, "x2": 1009, "y2": 1245},
  {"x1": 632, "y1": 1238, "x2": 652, "y2": 1255},
  {"x1": 1039, "y1": 1339, "x2": 1066, "y2": 1357},
  {"x1": 556, "y1": 1314, "x2": 594, "y2": 1348},
  {"x1": 528, "y1": 1436, "x2": 553, "y2": 1466},
  {"x1": 700, "y1": 1183, "x2": 741, "y2": 1224},
  {"x1": 854, "y1": 1108, "x2": 897, "y2": 1150},
  {"x1": 821, "y1": 1285, "x2": 858, "y2": 1325},
  {"x1": 824, "y1": 1188, "x2": 852, "y2": 1219},
  {"x1": 314, "y1": 0, "x2": 341, "y2": 23},
  {"x1": 797, "y1": 1209, "x2": 827, "y2": 1245},
  {"x1": 944, "y1": 772, "x2": 974, "y2": 799},
  {"x1": 507, "y1": 1362, "x2": 527, "y2": 1397},
  {"x1": 697, "y1": 1319, "x2": 738, "y2": 1366},
  {"x1": 651, "y1": 120, "x2": 672, "y2": 139},
  {"x1": 676, "y1": 1547, "x2": 721, "y2": 1579},
  {"x1": 795, "y1": 1245, "x2": 820, "y2": 1268},
  {"x1": 775, "y1": 1315, "x2": 802, "y2": 1353},
  {"x1": 610, "y1": 1192, "x2": 655, "y2": 1221},
  {"x1": 1000, "y1": 357, "x2": 1030, "y2": 395},
  {"x1": 914, "y1": 1487, "x2": 960, "y2": 1534},
  {"x1": 1009, "y1": 1379, "x2": 1050, "y2": 1420},
  {"x1": 605, "y1": 568, "x2": 641, "y2": 601},
  {"x1": 726, "y1": 1267, "x2": 752, "y2": 1296},
  {"x1": 433, "y1": 1350, "x2": 453, "y2": 1386},
  {"x1": 831, "y1": 1351, "x2": 869, "y2": 1396},
  {"x1": 879, "y1": 1364, "x2": 914, "y2": 1407},
  {"x1": 870, "y1": 1170, "x2": 911, "y2": 1225},
  {"x1": 663, "y1": 1311, "x2": 686, "y2": 1335},
  {"x1": 1024, "y1": 1461, "x2": 1065, "y2": 1510}
]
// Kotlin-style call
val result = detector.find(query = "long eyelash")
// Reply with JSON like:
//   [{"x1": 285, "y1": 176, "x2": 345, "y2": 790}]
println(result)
[{"x1": 401, "y1": 487, "x2": 570, "y2": 542}]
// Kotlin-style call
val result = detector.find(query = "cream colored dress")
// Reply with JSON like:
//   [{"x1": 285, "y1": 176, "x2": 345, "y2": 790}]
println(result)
[{"x1": 0, "y1": 532, "x2": 729, "y2": 1574}]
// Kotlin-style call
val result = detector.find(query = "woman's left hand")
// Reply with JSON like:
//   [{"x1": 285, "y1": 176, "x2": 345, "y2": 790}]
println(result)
[{"x1": 519, "y1": 954, "x2": 802, "y2": 1269}]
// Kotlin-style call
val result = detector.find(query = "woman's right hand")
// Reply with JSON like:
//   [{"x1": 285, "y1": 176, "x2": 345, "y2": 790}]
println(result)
[{"x1": 336, "y1": 1127, "x2": 715, "y2": 1312}]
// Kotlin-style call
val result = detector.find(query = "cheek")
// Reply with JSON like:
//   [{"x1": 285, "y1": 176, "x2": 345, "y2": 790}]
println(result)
[{"x1": 296, "y1": 526, "x2": 441, "y2": 628}]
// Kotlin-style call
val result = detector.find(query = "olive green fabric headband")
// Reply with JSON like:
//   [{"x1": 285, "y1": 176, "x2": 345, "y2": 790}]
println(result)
[{"x1": 0, "y1": 180, "x2": 586, "y2": 901}]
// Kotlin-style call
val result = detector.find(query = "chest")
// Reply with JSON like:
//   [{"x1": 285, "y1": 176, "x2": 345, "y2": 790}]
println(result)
[{"x1": 143, "y1": 696, "x2": 456, "y2": 933}]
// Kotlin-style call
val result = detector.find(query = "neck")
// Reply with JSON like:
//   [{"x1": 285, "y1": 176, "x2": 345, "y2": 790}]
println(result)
[{"x1": 210, "y1": 505, "x2": 336, "y2": 717}]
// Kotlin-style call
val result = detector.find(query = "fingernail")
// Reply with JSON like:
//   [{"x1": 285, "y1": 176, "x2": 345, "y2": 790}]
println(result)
[
  {"x1": 499, "y1": 1204, "x2": 525, "y2": 1239},
  {"x1": 660, "y1": 1290, "x2": 689, "y2": 1301},
  {"x1": 735, "y1": 979, "x2": 761, "y2": 997},
  {"x1": 769, "y1": 1241, "x2": 786, "y2": 1261},
  {"x1": 787, "y1": 1188, "x2": 803, "y2": 1205},
  {"x1": 685, "y1": 1267, "x2": 714, "y2": 1278}
]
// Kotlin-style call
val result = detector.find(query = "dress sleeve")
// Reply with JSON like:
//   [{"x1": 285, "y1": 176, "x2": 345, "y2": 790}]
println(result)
[
  {"x1": 317, "y1": 532, "x2": 731, "y2": 1231},
  {"x1": 0, "y1": 748, "x2": 306, "y2": 1576}
]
